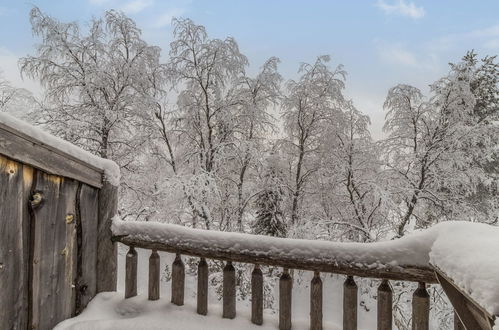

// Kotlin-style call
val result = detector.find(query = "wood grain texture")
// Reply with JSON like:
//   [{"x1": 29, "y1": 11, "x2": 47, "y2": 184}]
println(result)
[
  {"x1": 412, "y1": 282, "x2": 429, "y2": 330},
  {"x1": 125, "y1": 246, "x2": 138, "y2": 299},
  {"x1": 377, "y1": 279, "x2": 392, "y2": 330},
  {"x1": 0, "y1": 156, "x2": 32, "y2": 330},
  {"x1": 171, "y1": 253, "x2": 185, "y2": 306},
  {"x1": 0, "y1": 124, "x2": 102, "y2": 188},
  {"x1": 310, "y1": 271, "x2": 323, "y2": 330},
  {"x1": 148, "y1": 250, "x2": 160, "y2": 301},
  {"x1": 30, "y1": 173, "x2": 78, "y2": 330},
  {"x1": 222, "y1": 261, "x2": 236, "y2": 319},
  {"x1": 279, "y1": 269, "x2": 292, "y2": 330},
  {"x1": 251, "y1": 264, "x2": 263, "y2": 325},
  {"x1": 343, "y1": 275, "x2": 358, "y2": 330},
  {"x1": 96, "y1": 181, "x2": 118, "y2": 293},
  {"x1": 197, "y1": 258, "x2": 208, "y2": 315}
]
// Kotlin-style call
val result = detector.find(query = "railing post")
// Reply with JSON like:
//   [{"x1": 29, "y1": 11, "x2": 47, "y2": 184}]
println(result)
[
  {"x1": 125, "y1": 246, "x2": 137, "y2": 299},
  {"x1": 148, "y1": 249, "x2": 160, "y2": 300},
  {"x1": 251, "y1": 264, "x2": 263, "y2": 325},
  {"x1": 279, "y1": 268, "x2": 292, "y2": 330},
  {"x1": 412, "y1": 282, "x2": 429, "y2": 330},
  {"x1": 454, "y1": 311, "x2": 465, "y2": 330},
  {"x1": 223, "y1": 261, "x2": 236, "y2": 319},
  {"x1": 171, "y1": 253, "x2": 185, "y2": 306},
  {"x1": 343, "y1": 275, "x2": 358, "y2": 330},
  {"x1": 377, "y1": 279, "x2": 392, "y2": 330},
  {"x1": 310, "y1": 271, "x2": 323, "y2": 330},
  {"x1": 197, "y1": 258, "x2": 208, "y2": 315}
]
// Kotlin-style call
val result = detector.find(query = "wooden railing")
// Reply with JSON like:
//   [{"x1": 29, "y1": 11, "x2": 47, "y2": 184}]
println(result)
[{"x1": 112, "y1": 228, "x2": 470, "y2": 330}]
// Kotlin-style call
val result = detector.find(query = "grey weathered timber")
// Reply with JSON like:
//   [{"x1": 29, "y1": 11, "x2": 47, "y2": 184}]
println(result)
[
  {"x1": 279, "y1": 268, "x2": 292, "y2": 330},
  {"x1": 30, "y1": 173, "x2": 79, "y2": 330},
  {"x1": 96, "y1": 181, "x2": 118, "y2": 293},
  {"x1": 310, "y1": 271, "x2": 323, "y2": 330},
  {"x1": 412, "y1": 282, "x2": 430, "y2": 330},
  {"x1": 223, "y1": 261, "x2": 236, "y2": 319},
  {"x1": 435, "y1": 268, "x2": 495, "y2": 330},
  {"x1": 454, "y1": 311, "x2": 465, "y2": 330},
  {"x1": 197, "y1": 258, "x2": 208, "y2": 315},
  {"x1": 75, "y1": 183, "x2": 99, "y2": 313},
  {"x1": 148, "y1": 249, "x2": 160, "y2": 300},
  {"x1": 114, "y1": 236, "x2": 436, "y2": 283},
  {"x1": 0, "y1": 122, "x2": 103, "y2": 187},
  {"x1": 251, "y1": 264, "x2": 264, "y2": 325},
  {"x1": 343, "y1": 275, "x2": 358, "y2": 330},
  {"x1": 0, "y1": 156, "x2": 32, "y2": 330},
  {"x1": 125, "y1": 246, "x2": 138, "y2": 298},
  {"x1": 377, "y1": 279, "x2": 393, "y2": 330},
  {"x1": 172, "y1": 253, "x2": 185, "y2": 306}
]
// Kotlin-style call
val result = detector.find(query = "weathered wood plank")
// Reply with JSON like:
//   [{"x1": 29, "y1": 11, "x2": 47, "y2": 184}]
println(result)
[
  {"x1": 279, "y1": 269, "x2": 292, "y2": 330},
  {"x1": 223, "y1": 261, "x2": 236, "y2": 319},
  {"x1": 251, "y1": 264, "x2": 263, "y2": 325},
  {"x1": 377, "y1": 279, "x2": 392, "y2": 330},
  {"x1": 0, "y1": 123, "x2": 103, "y2": 188},
  {"x1": 31, "y1": 173, "x2": 79, "y2": 330},
  {"x1": 197, "y1": 258, "x2": 208, "y2": 315},
  {"x1": 0, "y1": 156, "x2": 31, "y2": 330},
  {"x1": 114, "y1": 236, "x2": 437, "y2": 283},
  {"x1": 96, "y1": 181, "x2": 118, "y2": 293},
  {"x1": 454, "y1": 311, "x2": 465, "y2": 330},
  {"x1": 171, "y1": 253, "x2": 185, "y2": 306},
  {"x1": 148, "y1": 249, "x2": 160, "y2": 301},
  {"x1": 125, "y1": 246, "x2": 138, "y2": 299},
  {"x1": 310, "y1": 271, "x2": 323, "y2": 330},
  {"x1": 343, "y1": 275, "x2": 358, "y2": 330},
  {"x1": 75, "y1": 183, "x2": 99, "y2": 313},
  {"x1": 412, "y1": 282, "x2": 429, "y2": 330}
]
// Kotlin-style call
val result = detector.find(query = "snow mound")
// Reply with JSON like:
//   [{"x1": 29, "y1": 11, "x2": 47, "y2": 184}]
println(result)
[{"x1": 0, "y1": 112, "x2": 120, "y2": 185}]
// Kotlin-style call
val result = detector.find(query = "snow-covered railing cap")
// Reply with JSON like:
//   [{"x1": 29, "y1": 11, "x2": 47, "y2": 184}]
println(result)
[{"x1": 0, "y1": 112, "x2": 119, "y2": 188}]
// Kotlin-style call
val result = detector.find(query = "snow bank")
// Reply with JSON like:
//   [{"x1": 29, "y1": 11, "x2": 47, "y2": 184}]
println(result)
[
  {"x1": 113, "y1": 219, "x2": 499, "y2": 317},
  {"x1": 0, "y1": 112, "x2": 120, "y2": 185}
]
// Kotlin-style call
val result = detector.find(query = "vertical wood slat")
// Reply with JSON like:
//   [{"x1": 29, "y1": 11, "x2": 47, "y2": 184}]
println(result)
[
  {"x1": 223, "y1": 261, "x2": 236, "y2": 319},
  {"x1": 279, "y1": 268, "x2": 292, "y2": 330},
  {"x1": 377, "y1": 279, "x2": 393, "y2": 330},
  {"x1": 171, "y1": 253, "x2": 185, "y2": 306},
  {"x1": 454, "y1": 311, "x2": 465, "y2": 330},
  {"x1": 125, "y1": 246, "x2": 137, "y2": 298},
  {"x1": 343, "y1": 275, "x2": 358, "y2": 330},
  {"x1": 412, "y1": 282, "x2": 429, "y2": 330},
  {"x1": 148, "y1": 249, "x2": 160, "y2": 300},
  {"x1": 251, "y1": 264, "x2": 263, "y2": 325},
  {"x1": 197, "y1": 258, "x2": 208, "y2": 315},
  {"x1": 310, "y1": 271, "x2": 323, "y2": 330}
]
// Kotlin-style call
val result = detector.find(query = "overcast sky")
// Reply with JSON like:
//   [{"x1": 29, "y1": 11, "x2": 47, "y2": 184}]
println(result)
[{"x1": 0, "y1": 0, "x2": 498, "y2": 138}]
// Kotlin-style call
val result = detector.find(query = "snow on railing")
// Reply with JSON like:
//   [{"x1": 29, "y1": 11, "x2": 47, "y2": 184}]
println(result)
[{"x1": 112, "y1": 219, "x2": 499, "y2": 330}]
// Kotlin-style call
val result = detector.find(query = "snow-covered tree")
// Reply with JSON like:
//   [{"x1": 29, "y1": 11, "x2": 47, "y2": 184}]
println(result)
[{"x1": 0, "y1": 74, "x2": 35, "y2": 117}]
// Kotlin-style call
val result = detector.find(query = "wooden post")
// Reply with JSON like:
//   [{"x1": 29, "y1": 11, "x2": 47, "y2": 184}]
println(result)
[
  {"x1": 310, "y1": 271, "x2": 323, "y2": 330},
  {"x1": 148, "y1": 249, "x2": 160, "y2": 300},
  {"x1": 279, "y1": 268, "x2": 292, "y2": 330},
  {"x1": 223, "y1": 261, "x2": 236, "y2": 319},
  {"x1": 377, "y1": 279, "x2": 392, "y2": 330},
  {"x1": 343, "y1": 275, "x2": 358, "y2": 330},
  {"x1": 454, "y1": 311, "x2": 465, "y2": 330},
  {"x1": 251, "y1": 264, "x2": 264, "y2": 325},
  {"x1": 125, "y1": 246, "x2": 137, "y2": 298},
  {"x1": 412, "y1": 282, "x2": 429, "y2": 330},
  {"x1": 171, "y1": 253, "x2": 185, "y2": 306},
  {"x1": 197, "y1": 258, "x2": 208, "y2": 315}
]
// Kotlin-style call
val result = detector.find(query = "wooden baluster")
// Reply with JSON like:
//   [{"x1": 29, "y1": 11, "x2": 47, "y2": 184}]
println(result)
[
  {"x1": 412, "y1": 282, "x2": 429, "y2": 330},
  {"x1": 197, "y1": 258, "x2": 208, "y2": 315},
  {"x1": 279, "y1": 268, "x2": 292, "y2": 330},
  {"x1": 377, "y1": 279, "x2": 392, "y2": 330},
  {"x1": 251, "y1": 264, "x2": 264, "y2": 325},
  {"x1": 310, "y1": 271, "x2": 323, "y2": 330},
  {"x1": 171, "y1": 253, "x2": 185, "y2": 306},
  {"x1": 223, "y1": 261, "x2": 236, "y2": 319},
  {"x1": 125, "y1": 246, "x2": 137, "y2": 298},
  {"x1": 148, "y1": 249, "x2": 160, "y2": 300},
  {"x1": 454, "y1": 311, "x2": 465, "y2": 330},
  {"x1": 343, "y1": 275, "x2": 358, "y2": 330}
]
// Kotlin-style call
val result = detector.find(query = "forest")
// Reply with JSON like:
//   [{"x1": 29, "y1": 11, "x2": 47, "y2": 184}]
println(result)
[{"x1": 1, "y1": 7, "x2": 498, "y2": 329}]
